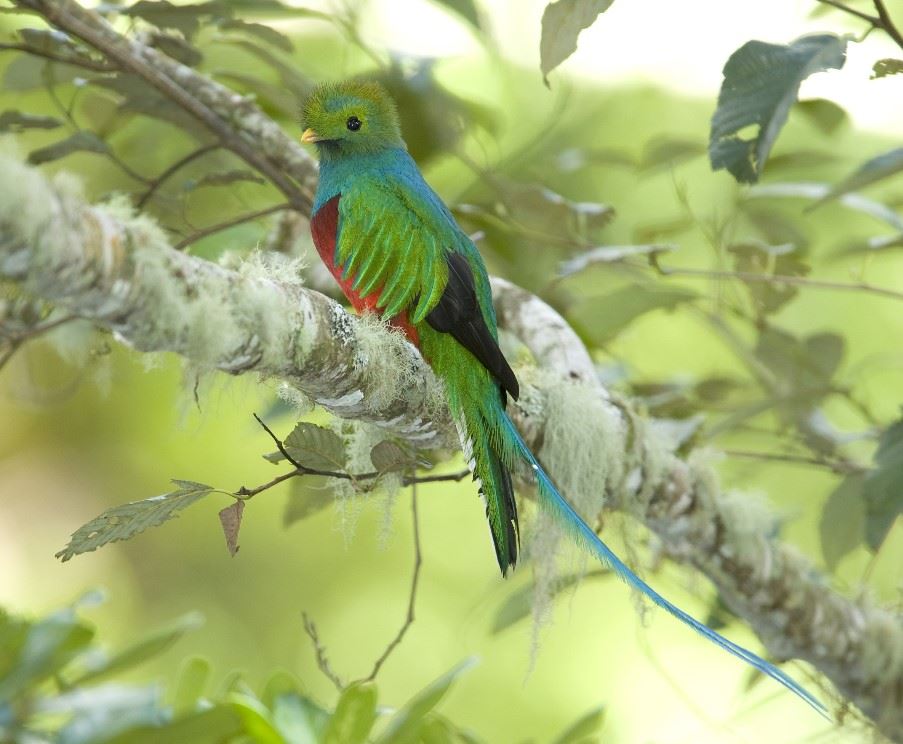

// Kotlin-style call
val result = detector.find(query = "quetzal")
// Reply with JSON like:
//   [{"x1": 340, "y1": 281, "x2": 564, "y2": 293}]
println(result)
[{"x1": 301, "y1": 80, "x2": 825, "y2": 715}]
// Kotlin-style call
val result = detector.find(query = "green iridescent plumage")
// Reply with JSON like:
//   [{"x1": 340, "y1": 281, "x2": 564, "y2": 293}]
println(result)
[{"x1": 302, "y1": 80, "x2": 827, "y2": 716}]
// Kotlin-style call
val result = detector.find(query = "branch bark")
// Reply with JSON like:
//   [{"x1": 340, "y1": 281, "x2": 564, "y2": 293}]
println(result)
[
  {"x1": 3, "y1": 2, "x2": 903, "y2": 737},
  {"x1": 2, "y1": 154, "x2": 903, "y2": 740}
]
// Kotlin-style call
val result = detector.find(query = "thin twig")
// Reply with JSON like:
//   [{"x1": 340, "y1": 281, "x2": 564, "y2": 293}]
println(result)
[
  {"x1": 173, "y1": 203, "x2": 291, "y2": 251},
  {"x1": 0, "y1": 42, "x2": 116, "y2": 72},
  {"x1": 654, "y1": 262, "x2": 903, "y2": 302},
  {"x1": 816, "y1": 0, "x2": 881, "y2": 24},
  {"x1": 301, "y1": 612, "x2": 344, "y2": 691},
  {"x1": 136, "y1": 143, "x2": 220, "y2": 209},
  {"x1": 15, "y1": 0, "x2": 311, "y2": 211},
  {"x1": 873, "y1": 0, "x2": 903, "y2": 49},
  {"x1": 357, "y1": 484, "x2": 422, "y2": 683},
  {"x1": 723, "y1": 448, "x2": 867, "y2": 475},
  {"x1": 0, "y1": 314, "x2": 78, "y2": 372}
]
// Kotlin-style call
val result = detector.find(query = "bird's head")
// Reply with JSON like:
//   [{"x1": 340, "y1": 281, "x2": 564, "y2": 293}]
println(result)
[{"x1": 301, "y1": 80, "x2": 404, "y2": 160}]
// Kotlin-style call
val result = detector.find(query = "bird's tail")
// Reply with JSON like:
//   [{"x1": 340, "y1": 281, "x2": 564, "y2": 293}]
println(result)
[
  {"x1": 455, "y1": 405, "x2": 519, "y2": 577},
  {"x1": 487, "y1": 400, "x2": 828, "y2": 717}
]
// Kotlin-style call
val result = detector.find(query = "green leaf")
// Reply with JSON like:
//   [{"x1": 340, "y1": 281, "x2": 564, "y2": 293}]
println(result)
[
  {"x1": 638, "y1": 138, "x2": 705, "y2": 171},
  {"x1": 871, "y1": 58, "x2": 903, "y2": 79},
  {"x1": 27, "y1": 131, "x2": 110, "y2": 165},
  {"x1": 218, "y1": 500, "x2": 244, "y2": 557},
  {"x1": 322, "y1": 683, "x2": 377, "y2": 744},
  {"x1": 370, "y1": 440, "x2": 417, "y2": 474},
  {"x1": 540, "y1": 0, "x2": 615, "y2": 84},
  {"x1": 2, "y1": 54, "x2": 85, "y2": 91},
  {"x1": 55, "y1": 481, "x2": 213, "y2": 561},
  {"x1": 812, "y1": 147, "x2": 903, "y2": 207},
  {"x1": 569, "y1": 284, "x2": 698, "y2": 346},
  {"x1": 65, "y1": 612, "x2": 203, "y2": 688},
  {"x1": 559, "y1": 244, "x2": 676, "y2": 277},
  {"x1": 820, "y1": 474, "x2": 866, "y2": 570},
  {"x1": 754, "y1": 328, "x2": 843, "y2": 397},
  {"x1": 795, "y1": 98, "x2": 847, "y2": 135},
  {"x1": 218, "y1": 18, "x2": 294, "y2": 52},
  {"x1": 747, "y1": 182, "x2": 903, "y2": 232},
  {"x1": 376, "y1": 659, "x2": 477, "y2": 744},
  {"x1": 709, "y1": 35, "x2": 847, "y2": 183},
  {"x1": 229, "y1": 692, "x2": 284, "y2": 743},
  {"x1": 124, "y1": 1, "x2": 233, "y2": 39},
  {"x1": 284, "y1": 423, "x2": 346, "y2": 472},
  {"x1": 550, "y1": 705, "x2": 606, "y2": 744},
  {"x1": 492, "y1": 571, "x2": 609, "y2": 633},
  {"x1": 212, "y1": 37, "x2": 310, "y2": 97},
  {"x1": 172, "y1": 656, "x2": 211, "y2": 714},
  {"x1": 863, "y1": 416, "x2": 903, "y2": 550},
  {"x1": 103, "y1": 704, "x2": 242, "y2": 744},
  {"x1": 0, "y1": 110, "x2": 62, "y2": 132},
  {"x1": 727, "y1": 241, "x2": 810, "y2": 314},
  {"x1": 54, "y1": 683, "x2": 165, "y2": 744},
  {"x1": 271, "y1": 691, "x2": 328, "y2": 744},
  {"x1": 0, "y1": 603, "x2": 94, "y2": 701},
  {"x1": 283, "y1": 480, "x2": 333, "y2": 527},
  {"x1": 149, "y1": 33, "x2": 203, "y2": 66},
  {"x1": 433, "y1": 0, "x2": 480, "y2": 29}
]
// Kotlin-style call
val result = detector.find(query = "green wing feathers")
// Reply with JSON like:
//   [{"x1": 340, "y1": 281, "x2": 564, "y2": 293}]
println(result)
[{"x1": 336, "y1": 177, "x2": 449, "y2": 322}]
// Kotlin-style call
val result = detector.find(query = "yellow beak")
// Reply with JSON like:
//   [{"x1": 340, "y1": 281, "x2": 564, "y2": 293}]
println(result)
[{"x1": 300, "y1": 128, "x2": 322, "y2": 144}]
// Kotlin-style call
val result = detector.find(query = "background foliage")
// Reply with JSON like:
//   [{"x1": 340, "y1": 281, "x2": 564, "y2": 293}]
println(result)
[{"x1": 1, "y1": 0, "x2": 902, "y2": 742}]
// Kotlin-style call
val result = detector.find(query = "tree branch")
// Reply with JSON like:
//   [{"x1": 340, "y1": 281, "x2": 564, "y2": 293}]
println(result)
[{"x1": 3, "y1": 155, "x2": 903, "y2": 738}]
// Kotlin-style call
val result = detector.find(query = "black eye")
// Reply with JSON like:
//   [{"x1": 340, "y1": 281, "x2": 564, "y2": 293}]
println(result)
[{"x1": 346, "y1": 116, "x2": 362, "y2": 132}]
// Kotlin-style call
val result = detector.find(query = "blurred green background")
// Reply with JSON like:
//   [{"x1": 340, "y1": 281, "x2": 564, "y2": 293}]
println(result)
[{"x1": 2, "y1": 0, "x2": 902, "y2": 742}]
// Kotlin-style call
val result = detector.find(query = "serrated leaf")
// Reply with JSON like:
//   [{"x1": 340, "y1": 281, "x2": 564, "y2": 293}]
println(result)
[
  {"x1": 710, "y1": 35, "x2": 847, "y2": 183},
  {"x1": 27, "y1": 131, "x2": 110, "y2": 166},
  {"x1": 559, "y1": 244, "x2": 675, "y2": 277},
  {"x1": 65, "y1": 613, "x2": 203, "y2": 688},
  {"x1": 219, "y1": 18, "x2": 293, "y2": 52},
  {"x1": 540, "y1": 0, "x2": 615, "y2": 84},
  {"x1": 322, "y1": 683, "x2": 377, "y2": 744},
  {"x1": 172, "y1": 656, "x2": 211, "y2": 714},
  {"x1": 0, "y1": 110, "x2": 62, "y2": 132},
  {"x1": 284, "y1": 423, "x2": 346, "y2": 472},
  {"x1": 283, "y1": 480, "x2": 333, "y2": 527},
  {"x1": 56, "y1": 481, "x2": 213, "y2": 561},
  {"x1": 812, "y1": 147, "x2": 903, "y2": 207},
  {"x1": 218, "y1": 500, "x2": 244, "y2": 557},
  {"x1": 551, "y1": 705, "x2": 606, "y2": 744},
  {"x1": 433, "y1": 0, "x2": 480, "y2": 29},
  {"x1": 863, "y1": 416, "x2": 903, "y2": 550},
  {"x1": 820, "y1": 474, "x2": 866, "y2": 570},
  {"x1": 871, "y1": 58, "x2": 903, "y2": 79},
  {"x1": 569, "y1": 283, "x2": 698, "y2": 346},
  {"x1": 370, "y1": 440, "x2": 414, "y2": 474},
  {"x1": 795, "y1": 98, "x2": 847, "y2": 135},
  {"x1": 375, "y1": 660, "x2": 477, "y2": 744}
]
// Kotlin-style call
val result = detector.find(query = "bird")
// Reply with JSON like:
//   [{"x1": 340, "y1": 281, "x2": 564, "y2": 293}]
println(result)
[{"x1": 301, "y1": 80, "x2": 827, "y2": 716}]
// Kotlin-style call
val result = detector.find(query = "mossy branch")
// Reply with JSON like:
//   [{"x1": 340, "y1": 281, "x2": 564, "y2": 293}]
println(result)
[{"x1": 2, "y1": 155, "x2": 903, "y2": 739}]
